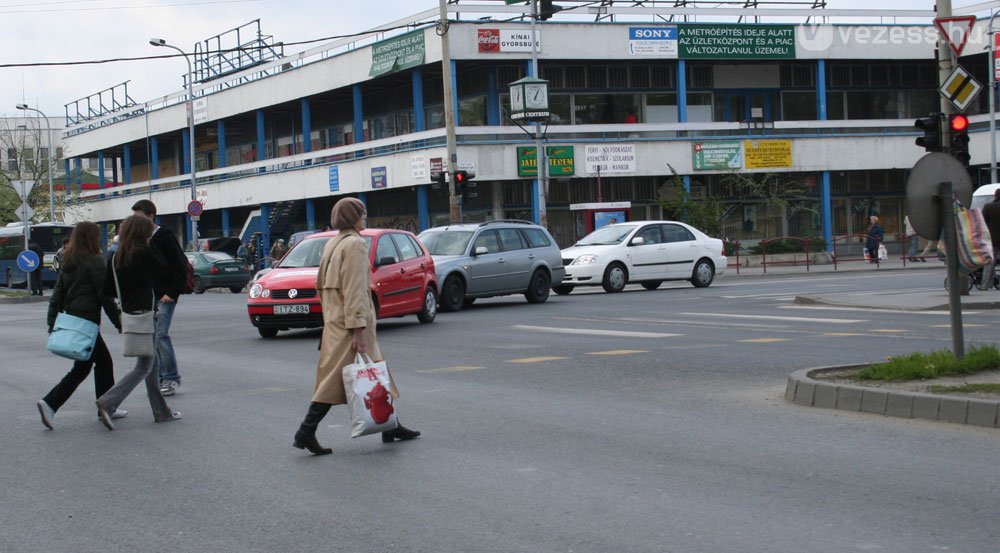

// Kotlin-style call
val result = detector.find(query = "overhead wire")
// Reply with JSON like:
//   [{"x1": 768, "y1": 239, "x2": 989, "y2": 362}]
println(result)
[{"x1": 0, "y1": 0, "x2": 259, "y2": 13}]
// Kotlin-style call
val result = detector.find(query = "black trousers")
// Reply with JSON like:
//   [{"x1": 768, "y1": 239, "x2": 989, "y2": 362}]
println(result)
[
  {"x1": 29, "y1": 269, "x2": 43, "y2": 295},
  {"x1": 43, "y1": 333, "x2": 114, "y2": 411}
]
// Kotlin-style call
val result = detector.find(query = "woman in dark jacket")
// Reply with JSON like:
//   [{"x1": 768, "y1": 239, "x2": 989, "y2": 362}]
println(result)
[
  {"x1": 865, "y1": 215, "x2": 884, "y2": 264},
  {"x1": 37, "y1": 222, "x2": 124, "y2": 429},
  {"x1": 95, "y1": 215, "x2": 180, "y2": 430}
]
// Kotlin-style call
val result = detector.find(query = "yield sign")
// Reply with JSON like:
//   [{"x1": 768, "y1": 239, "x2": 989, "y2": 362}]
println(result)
[{"x1": 935, "y1": 16, "x2": 976, "y2": 57}]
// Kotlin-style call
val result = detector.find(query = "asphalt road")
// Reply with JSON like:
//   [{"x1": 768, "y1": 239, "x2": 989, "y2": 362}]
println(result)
[{"x1": 3, "y1": 269, "x2": 999, "y2": 553}]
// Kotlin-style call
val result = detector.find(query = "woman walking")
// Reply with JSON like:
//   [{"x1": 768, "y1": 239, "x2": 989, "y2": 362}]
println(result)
[
  {"x1": 37, "y1": 222, "x2": 126, "y2": 429},
  {"x1": 95, "y1": 215, "x2": 181, "y2": 430},
  {"x1": 865, "y1": 215, "x2": 884, "y2": 264},
  {"x1": 293, "y1": 197, "x2": 419, "y2": 455}
]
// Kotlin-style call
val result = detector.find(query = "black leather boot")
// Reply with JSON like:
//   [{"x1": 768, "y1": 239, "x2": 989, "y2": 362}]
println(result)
[
  {"x1": 382, "y1": 421, "x2": 421, "y2": 443},
  {"x1": 293, "y1": 402, "x2": 332, "y2": 455}
]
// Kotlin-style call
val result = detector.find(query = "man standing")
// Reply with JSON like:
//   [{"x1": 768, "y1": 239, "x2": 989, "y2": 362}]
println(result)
[
  {"x1": 131, "y1": 200, "x2": 188, "y2": 396},
  {"x1": 28, "y1": 239, "x2": 44, "y2": 296},
  {"x1": 980, "y1": 189, "x2": 1000, "y2": 289}
]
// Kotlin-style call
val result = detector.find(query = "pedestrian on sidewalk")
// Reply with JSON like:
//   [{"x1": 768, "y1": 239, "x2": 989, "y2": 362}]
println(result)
[
  {"x1": 95, "y1": 215, "x2": 181, "y2": 430},
  {"x1": 28, "y1": 239, "x2": 45, "y2": 296},
  {"x1": 131, "y1": 200, "x2": 188, "y2": 397},
  {"x1": 865, "y1": 215, "x2": 884, "y2": 264},
  {"x1": 292, "y1": 197, "x2": 420, "y2": 455},
  {"x1": 37, "y1": 222, "x2": 125, "y2": 430},
  {"x1": 904, "y1": 215, "x2": 921, "y2": 262},
  {"x1": 980, "y1": 189, "x2": 1000, "y2": 288}
]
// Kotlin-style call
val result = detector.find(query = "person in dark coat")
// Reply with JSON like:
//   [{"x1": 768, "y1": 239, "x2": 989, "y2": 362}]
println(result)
[
  {"x1": 865, "y1": 215, "x2": 884, "y2": 264},
  {"x1": 37, "y1": 222, "x2": 125, "y2": 429},
  {"x1": 28, "y1": 239, "x2": 44, "y2": 296},
  {"x1": 95, "y1": 215, "x2": 181, "y2": 430}
]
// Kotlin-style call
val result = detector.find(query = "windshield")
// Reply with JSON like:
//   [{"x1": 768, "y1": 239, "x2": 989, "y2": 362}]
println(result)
[
  {"x1": 277, "y1": 236, "x2": 372, "y2": 268},
  {"x1": 418, "y1": 230, "x2": 474, "y2": 256},
  {"x1": 576, "y1": 224, "x2": 638, "y2": 246}
]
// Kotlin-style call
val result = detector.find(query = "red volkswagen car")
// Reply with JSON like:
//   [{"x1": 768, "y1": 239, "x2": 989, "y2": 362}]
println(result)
[{"x1": 247, "y1": 229, "x2": 438, "y2": 338}]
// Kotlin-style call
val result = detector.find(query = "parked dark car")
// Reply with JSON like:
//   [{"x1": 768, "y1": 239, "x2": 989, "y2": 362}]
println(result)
[{"x1": 185, "y1": 251, "x2": 254, "y2": 294}]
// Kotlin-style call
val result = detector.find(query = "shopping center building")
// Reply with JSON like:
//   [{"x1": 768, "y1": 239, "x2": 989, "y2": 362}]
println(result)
[{"x1": 60, "y1": 1, "x2": 998, "y2": 254}]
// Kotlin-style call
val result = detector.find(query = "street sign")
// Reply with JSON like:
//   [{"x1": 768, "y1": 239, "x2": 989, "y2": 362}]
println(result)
[
  {"x1": 16, "y1": 250, "x2": 39, "y2": 273},
  {"x1": 13, "y1": 180, "x2": 35, "y2": 201},
  {"x1": 187, "y1": 200, "x2": 204, "y2": 217},
  {"x1": 16, "y1": 202, "x2": 35, "y2": 222},
  {"x1": 906, "y1": 152, "x2": 973, "y2": 241},
  {"x1": 939, "y1": 66, "x2": 982, "y2": 112},
  {"x1": 934, "y1": 16, "x2": 976, "y2": 57},
  {"x1": 994, "y1": 33, "x2": 1000, "y2": 82}
]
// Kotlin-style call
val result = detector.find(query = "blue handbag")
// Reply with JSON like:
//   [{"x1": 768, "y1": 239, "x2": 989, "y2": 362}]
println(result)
[{"x1": 47, "y1": 312, "x2": 99, "y2": 361}]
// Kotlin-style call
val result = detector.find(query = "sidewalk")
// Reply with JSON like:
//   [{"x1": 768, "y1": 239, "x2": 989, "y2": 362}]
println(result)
[{"x1": 722, "y1": 254, "x2": 944, "y2": 278}]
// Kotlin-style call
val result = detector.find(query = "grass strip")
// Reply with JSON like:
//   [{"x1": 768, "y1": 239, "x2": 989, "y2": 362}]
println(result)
[
  {"x1": 926, "y1": 383, "x2": 1000, "y2": 395},
  {"x1": 857, "y1": 345, "x2": 1000, "y2": 382}
]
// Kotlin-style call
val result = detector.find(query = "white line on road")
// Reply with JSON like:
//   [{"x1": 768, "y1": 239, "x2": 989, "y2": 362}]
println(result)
[
  {"x1": 677, "y1": 312, "x2": 867, "y2": 324},
  {"x1": 512, "y1": 325, "x2": 682, "y2": 338},
  {"x1": 778, "y1": 305, "x2": 965, "y2": 315}
]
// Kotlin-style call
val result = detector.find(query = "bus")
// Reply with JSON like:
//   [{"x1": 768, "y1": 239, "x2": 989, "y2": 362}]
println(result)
[{"x1": 0, "y1": 222, "x2": 74, "y2": 288}]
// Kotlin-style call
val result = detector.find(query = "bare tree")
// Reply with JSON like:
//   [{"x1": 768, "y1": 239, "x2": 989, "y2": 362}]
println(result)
[
  {"x1": 720, "y1": 171, "x2": 813, "y2": 239},
  {"x1": 0, "y1": 117, "x2": 57, "y2": 225}
]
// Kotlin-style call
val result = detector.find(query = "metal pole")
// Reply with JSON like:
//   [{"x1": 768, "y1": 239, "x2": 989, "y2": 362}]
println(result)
[
  {"x1": 14, "y1": 105, "x2": 54, "y2": 221},
  {"x1": 157, "y1": 41, "x2": 199, "y2": 248},
  {"x1": 530, "y1": 0, "x2": 547, "y2": 228},
  {"x1": 439, "y1": 0, "x2": 461, "y2": 223},
  {"x1": 940, "y1": 181, "x2": 965, "y2": 358},
  {"x1": 990, "y1": 10, "x2": 999, "y2": 183}
]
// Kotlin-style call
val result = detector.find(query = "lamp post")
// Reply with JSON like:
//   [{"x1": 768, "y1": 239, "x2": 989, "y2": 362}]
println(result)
[
  {"x1": 150, "y1": 37, "x2": 199, "y2": 248},
  {"x1": 15, "y1": 103, "x2": 54, "y2": 221}
]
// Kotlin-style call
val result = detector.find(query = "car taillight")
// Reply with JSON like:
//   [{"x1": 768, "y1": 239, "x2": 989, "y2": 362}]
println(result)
[{"x1": 210, "y1": 266, "x2": 219, "y2": 274}]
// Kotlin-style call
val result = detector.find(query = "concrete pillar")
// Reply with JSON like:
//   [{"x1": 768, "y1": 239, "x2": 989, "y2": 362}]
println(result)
[
  {"x1": 821, "y1": 171, "x2": 833, "y2": 251},
  {"x1": 123, "y1": 145, "x2": 132, "y2": 184},
  {"x1": 677, "y1": 60, "x2": 688, "y2": 123},
  {"x1": 487, "y1": 67, "x2": 500, "y2": 126},
  {"x1": 412, "y1": 68, "x2": 426, "y2": 132},
  {"x1": 97, "y1": 152, "x2": 105, "y2": 189},
  {"x1": 256, "y1": 110, "x2": 266, "y2": 163},
  {"x1": 306, "y1": 198, "x2": 316, "y2": 230},
  {"x1": 260, "y1": 203, "x2": 271, "y2": 265},
  {"x1": 301, "y1": 98, "x2": 312, "y2": 161},
  {"x1": 222, "y1": 208, "x2": 231, "y2": 237},
  {"x1": 817, "y1": 60, "x2": 828, "y2": 121},
  {"x1": 492, "y1": 181, "x2": 504, "y2": 221},
  {"x1": 217, "y1": 120, "x2": 227, "y2": 168},
  {"x1": 150, "y1": 137, "x2": 160, "y2": 180},
  {"x1": 417, "y1": 186, "x2": 430, "y2": 230},
  {"x1": 353, "y1": 84, "x2": 364, "y2": 145}
]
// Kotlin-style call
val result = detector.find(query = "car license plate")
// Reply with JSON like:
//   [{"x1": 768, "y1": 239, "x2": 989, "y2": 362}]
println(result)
[
  {"x1": 273, "y1": 304, "x2": 309, "y2": 315},
  {"x1": 224, "y1": 267, "x2": 238, "y2": 272}
]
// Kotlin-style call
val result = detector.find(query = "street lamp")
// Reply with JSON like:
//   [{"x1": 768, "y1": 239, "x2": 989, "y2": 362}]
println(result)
[
  {"x1": 149, "y1": 37, "x2": 199, "y2": 248},
  {"x1": 15, "y1": 103, "x2": 55, "y2": 221}
]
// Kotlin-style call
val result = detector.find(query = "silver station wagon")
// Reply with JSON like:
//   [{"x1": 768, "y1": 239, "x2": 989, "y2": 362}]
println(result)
[{"x1": 417, "y1": 220, "x2": 565, "y2": 312}]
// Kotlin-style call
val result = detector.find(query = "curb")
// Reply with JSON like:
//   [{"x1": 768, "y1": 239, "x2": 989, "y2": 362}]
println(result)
[
  {"x1": 786, "y1": 365, "x2": 1000, "y2": 428},
  {"x1": 0, "y1": 295, "x2": 47, "y2": 305},
  {"x1": 793, "y1": 295, "x2": 1000, "y2": 311}
]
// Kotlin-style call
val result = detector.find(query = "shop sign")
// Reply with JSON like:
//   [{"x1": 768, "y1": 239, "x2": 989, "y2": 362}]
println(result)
[
  {"x1": 743, "y1": 139, "x2": 793, "y2": 169},
  {"x1": 411, "y1": 155, "x2": 428, "y2": 179},
  {"x1": 370, "y1": 30, "x2": 425, "y2": 77},
  {"x1": 517, "y1": 145, "x2": 575, "y2": 177},
  {"x1": 328, "y1": 165, "x2": 340, "y2": 193},
  {"x1": 692, "y1": 141, "x2": 742, "y2": 171},
  {"x1": 477, "y1": 29, "x2": 540, "y2": 53},
  {"x1": 678, "y1": 24, "x2": 795, "y2": 59},
  {"x1": 628, "y1": 27, "x2": 678, "y2": 57},
  {"x1": 371, "y1": 166, "x2": 388, "y2": 189},
  {"x1": 584, "y1": 144, "x2": 636, "y2": 175}
]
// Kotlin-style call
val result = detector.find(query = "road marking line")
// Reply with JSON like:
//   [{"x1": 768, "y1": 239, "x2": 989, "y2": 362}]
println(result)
[
  {"x1": 780, "y1": 305, "x2": 966, "y2": 315},
  {"x1": 933, "y1": 323, "x2": 986, "y2": 328},
  {"x1": 507, "y1": 356, "x2": 568, "y2": 364},
  {"x1": 417, "y1": 366, "x2": 484, "y2": 373},
  {"x1": 587, "y1": 349, "x2": 649, "y2": 356},
  {"x1": 738, "y1": 338, "x2": 790, "y2": 343},
  {"x1": 678, "y1": 313, "x2": 866, "y2": 324},
  {"x1": 512, "y1": 325, "x2": 682, "y2": 338},
  {"x1": 721, "y1": 292, "x2": 809, "y2": 299},
  {"x1": 870, "y1": 329, "x2": 907, "y2": 333},
  {"x1": 823, "y1": 332, "x2": 865, "y2": 337}
]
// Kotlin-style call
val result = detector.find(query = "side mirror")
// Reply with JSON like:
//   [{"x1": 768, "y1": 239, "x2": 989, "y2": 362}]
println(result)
[
  {"x1": 474, "y1": 246, "x2": 489, "y2": 256},
  {"x1": 377, "y1": 256, "x2": 397, "y2": 267},
  {"x1": 630, "y1": 237, "x2": 645, "y2": 246}
]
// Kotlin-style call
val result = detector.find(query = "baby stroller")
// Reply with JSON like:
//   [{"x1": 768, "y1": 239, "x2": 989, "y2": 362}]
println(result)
[{"x1": 944, "y1": 258, "x2": 1000, "y2": 293}]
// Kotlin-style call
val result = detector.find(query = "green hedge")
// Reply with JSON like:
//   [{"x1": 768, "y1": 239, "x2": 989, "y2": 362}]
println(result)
[{"x1": 747, "y1": 237, "x2": 826, "y2": 255}]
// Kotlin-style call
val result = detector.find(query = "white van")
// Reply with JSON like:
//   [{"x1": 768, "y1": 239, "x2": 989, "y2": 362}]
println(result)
[{"x1": 971, "y1": 183, "x2": 1000, "y2": 210}]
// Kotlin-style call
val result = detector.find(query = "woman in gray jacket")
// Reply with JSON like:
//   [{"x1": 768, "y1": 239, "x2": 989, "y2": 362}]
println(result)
[{"x1": 37, "y1": 222, "x2": 124, "y2": 429}]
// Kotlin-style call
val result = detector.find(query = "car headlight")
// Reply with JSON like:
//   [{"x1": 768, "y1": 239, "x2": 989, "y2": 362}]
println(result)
[
  {"x1": 571, "y1": 254, "x2": 598, "y2": 265},
  {"x1": 262, "y1": 289, "x2": 271, "y2": 298},
  {"x1": 249, "y1": 283, "x2": 263, "y2": 299}
]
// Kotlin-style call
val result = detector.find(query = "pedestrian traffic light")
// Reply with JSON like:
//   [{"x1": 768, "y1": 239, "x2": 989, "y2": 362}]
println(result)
[
  {"x1": 949, "y1": 113, "x2": 971, "y2": 167},
  {"x1": 914, "y1": 113, "x2": 943, "y2": 152},
  {"x1": 454, "y1": 169, "x2": 475, "y2": 196}
]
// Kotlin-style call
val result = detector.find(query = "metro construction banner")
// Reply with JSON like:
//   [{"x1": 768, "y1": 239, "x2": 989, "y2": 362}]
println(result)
[
  {"x1": 370, "y1": 30, "x2": 425, "y2": 76},
  {"x1": 678, "y1": 24, "x2": 795, "y2": 59}
]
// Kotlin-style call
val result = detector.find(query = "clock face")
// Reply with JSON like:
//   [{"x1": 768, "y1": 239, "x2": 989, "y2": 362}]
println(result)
[
  {"x1": 510, "y1": 87, "x2": 524, "y2": 112},
  {"x1": 525, "y1": 84, "x2": 547, "y2": 109}
]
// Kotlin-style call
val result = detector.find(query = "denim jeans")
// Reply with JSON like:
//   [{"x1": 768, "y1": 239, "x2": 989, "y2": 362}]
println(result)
[
  {"x1": 155, "y1": 299, "x2": 180, "y2": 384},
  {"x1": 907, "y1": 235, "x2": 919, "y2": 258}
]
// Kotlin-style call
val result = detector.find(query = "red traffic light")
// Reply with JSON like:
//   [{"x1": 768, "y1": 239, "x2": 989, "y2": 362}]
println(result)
[
  {"x1": 949, "y1": 114, "x2": 969, "y2": 132},
  {"x1": 455, "y1": 171, "x2": 466, "y2": 183}
]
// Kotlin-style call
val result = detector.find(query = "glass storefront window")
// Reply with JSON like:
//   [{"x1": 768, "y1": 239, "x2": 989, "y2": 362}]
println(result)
[
  {"x1": 687, "y1": 92, "x2": 713, "y2": 122},
  {"x1": 646, "y1": 93, "x2": 677, "y2": 123},
  {"x1": 574, "y1": 93, "x2": 640, "y2": 124},
  {"x1": 459, "y1": 95, "x2": 487, "y2": 126},
  {"x1": 781, "y1": 91, "x2": 817, "y2": 121}
]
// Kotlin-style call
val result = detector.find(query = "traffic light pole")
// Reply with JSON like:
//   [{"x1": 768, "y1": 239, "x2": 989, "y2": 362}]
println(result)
[
  {"x1": 530, "y1": 0, "x2": 548, "y2": 228},
  {"x1": 989, "y1": 10, "x2": 1000, "y2": 183},
  {"x1": 937, "y1": 0, "x2": 955, "y2": 138},
  {"x1": 439, "y1": 0, "x2": 461, "y2": 223}
]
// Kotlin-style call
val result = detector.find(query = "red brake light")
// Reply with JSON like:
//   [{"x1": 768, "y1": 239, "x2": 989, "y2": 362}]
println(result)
[
  {"x1": 950, "y1": 114, "x2": 969, "y2": 132},
  {"x1": 210, "y1": 266, "x2": 219, "y2": 274}
]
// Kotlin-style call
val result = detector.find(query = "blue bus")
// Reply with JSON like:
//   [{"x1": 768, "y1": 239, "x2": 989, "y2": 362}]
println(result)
[{"x1": 0, "y1": 222, "x2": 74, "y2": 288}]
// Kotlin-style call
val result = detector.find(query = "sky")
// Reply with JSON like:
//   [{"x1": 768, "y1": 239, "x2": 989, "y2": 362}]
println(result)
[{"x1": 0, "y1": 0, "x2": 953, "y2": 121}]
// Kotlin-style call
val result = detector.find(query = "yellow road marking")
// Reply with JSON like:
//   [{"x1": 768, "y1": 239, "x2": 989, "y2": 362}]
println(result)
[
  {"x1": 870, "y1": 329, "x2": 907, "y2": 333},
  {"x1": 587, "y1": 349, "x2": 649, "y2": 356},
  {"x1": 823, "y1": 332, "x2": 865, "y2": 337},
  {"x1": 737, "y1": 338, "x2": 789, "y2": 343},
  {"x1": 417, "y1": 366, "x2": 484, "y2": 373},
  {"x1": 507, "y1": 356, "x2": 568, "y2": 364},
  {"x1": 933, "y1": 323, "x2": 986, "y2": 328}
]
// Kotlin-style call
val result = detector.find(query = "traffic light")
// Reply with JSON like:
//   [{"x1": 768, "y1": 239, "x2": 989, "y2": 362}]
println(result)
[
  {"x1": 949, "y1": 113, "x2": 970, "y2": 167},
  {"x1": 430, "y1": 170, "x2": 448, "y2": 192},
  {"x1": 454, "y1": 169, "x2": 475, "y2": 196},
  {"x1": 914, "y1": 113, "x2": 943, "y2": 152},
  {"x1": 538, "y1": 0, "x2": 561, "y2": 20}
]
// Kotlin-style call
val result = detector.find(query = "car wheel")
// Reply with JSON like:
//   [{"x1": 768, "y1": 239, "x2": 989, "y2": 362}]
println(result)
[
  {"x1": 690, "y1": 259, "x2": 715, "y2": 288},
  {"x1": 602, "y1": 263, "x2": 627, "y2": 293},
  {"x1": 257, "y1": 327, "x2": 278, "y2": 338},
  {"x1": 417, "y1": 286, "x2": 438, "y2": 324},
  {"x1": 552, "y1": 285, "x2": 574, "y2": 295},
  {"x1": 229, "y1": 286, "x2": 243, "y2": 293},
  {"x1": 193, "y1": 277, "x2": 205, "y2": 294},
  {"x1": 525, "y1": 269, "x2": 551, "y2": 304},
  {"x1": 439, "y1": 275, "x2": 465, "y2": 312},
  {"x1": 463, "y1": 297, "x2": 476, "y2": 306},
  {"x1": 944, "y1": 276, "x2": 972, "y2": 294},
  {"x1": 641, "y1": 281, "x2": 662, "y2": 290}
]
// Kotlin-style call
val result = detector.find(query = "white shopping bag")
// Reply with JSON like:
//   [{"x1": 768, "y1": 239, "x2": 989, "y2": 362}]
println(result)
[
  {"x1": 877, "y1": 244, "x2": 888, "y2": 261},
  {"x1": 342, "y1": 354, "x2": 398, "y2": 438}
]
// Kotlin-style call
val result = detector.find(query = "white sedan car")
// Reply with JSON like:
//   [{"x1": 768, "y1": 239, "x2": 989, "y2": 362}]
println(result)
[{"x1": 555, "y1": 221, "x2": 727, "y2": 294}]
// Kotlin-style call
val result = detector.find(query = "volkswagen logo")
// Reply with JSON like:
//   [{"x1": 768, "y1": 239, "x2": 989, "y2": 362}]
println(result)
[{"x1": 288, "y1": 288, "x2": 298, "y2": 299}]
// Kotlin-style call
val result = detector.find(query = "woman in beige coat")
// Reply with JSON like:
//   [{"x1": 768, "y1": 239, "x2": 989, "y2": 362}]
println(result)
[{"x1": 293, "y1": 197, "x2": 420, "y2": 455}]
